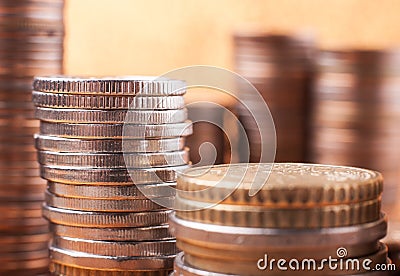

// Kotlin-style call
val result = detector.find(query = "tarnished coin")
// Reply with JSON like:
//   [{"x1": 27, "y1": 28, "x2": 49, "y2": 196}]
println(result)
[
  {"x1": 34, "y1": 134, "x2": 186, "y2": 153},
  {"x1": 33, "y1": 76, "x2": 186, "y2": 95},
  {"x1": 35, "y1": 107, "x2": 188, "y2": 124},
  {"x1": 32, "y1": 91, "x2": 185, "y2": 109},
  {"x1": 52, "y1": 236, "x2": 178, "y2": 257},
  {"x1": 42, "y1": 205, "x2": 172, "y2": 228},
  {"x1": 45, "y1": 190, "x2": 171, "y2": 212},
  {"x1": 39, "y1": 121, "x2": 193, "y2": 139},
  {"x1": 40, "y1": 165, "x2": 188, "y2": 184},
  {"x1": 38, "y1": 149, "x2": 190, "y2": 168}
]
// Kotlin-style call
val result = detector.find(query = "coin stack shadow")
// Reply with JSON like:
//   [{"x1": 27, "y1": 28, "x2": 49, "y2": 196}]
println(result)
[
  {"x1": 32, "y1": 76, "x2": 192, "y2": 275},
  {"x1": 170, "y1": 163, "x2": 391, "y2": 276},
  {"x1": 233, "y1": 31, "x2": 314, "y2": 162},
  {"x1": 0, "y1": 1, "x2": 64, "y2": 275},
  {"x1": 309, "y1": 50, "x2": 400, "y2": 220}
]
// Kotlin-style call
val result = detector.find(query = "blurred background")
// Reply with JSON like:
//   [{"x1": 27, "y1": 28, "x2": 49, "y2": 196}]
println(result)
[{"x1": 64, "y1": 0, "x2": 400, "y2": 74}]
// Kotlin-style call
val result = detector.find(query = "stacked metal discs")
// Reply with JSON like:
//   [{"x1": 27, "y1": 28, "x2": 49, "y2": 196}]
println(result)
[
  {"x1": 32, "y1": 76, "x2": 192, "y2": 275},
  {"x1": 170, "y1": 163, "x2": 391, "y2": 276},
  {"x1": 310, "y1": 50, "x2": 400, "y2": 211},
  {"x1": 233, "y1": 32, "x2": 314, "y2": 162},
  {"x1": 0, "y1": 1, "x2": 64, "y2": 274}
]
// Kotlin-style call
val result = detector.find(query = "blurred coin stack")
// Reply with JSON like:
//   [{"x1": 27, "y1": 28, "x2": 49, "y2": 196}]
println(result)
[
  {"x1": 32, "y1": 76, "x2": 192, "y2": 275},
  {"x1": 0, "y1": 0, "x2": 64, "y2": 274},
  {"x1": 233, "y1": 31, "x2": 314, "y2": 162},
  {"x1": 310, "y1": 50, "x2": 400, "y2": 214},
  {"x1": 170, "y1": 163, "x2": 392, "y2": 276}
]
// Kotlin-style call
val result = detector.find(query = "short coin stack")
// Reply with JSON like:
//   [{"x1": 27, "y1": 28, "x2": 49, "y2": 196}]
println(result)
[
  {"x1": 233, "y1": 31, "x2": 314, "y2": 162},
  {"x1": 170, "y1": 163, "x2": 391, "y2": 276},
  {"x1": 0, "y1": 1, "x2": 64, "y2": 274},
  {"x1": 32, "y1": 76, "x2": 192, "y2": 275}
]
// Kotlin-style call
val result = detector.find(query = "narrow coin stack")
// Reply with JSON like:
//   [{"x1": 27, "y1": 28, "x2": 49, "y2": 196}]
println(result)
[
  {"x1": 310, "y1": 50, "x2": 400, "y2": 213},
  {"x1": 233, "y1": 31, "x2": 314, "y2": 162},
  {"x1": 32, "y1": 76, "x2": 192, "y2": 275},
  {"x1": 0, "y1": 1, "x2": 64, "y2": 274},
  {"x1": 170, "y1": 163, "x2": 391, "y2": 276}
]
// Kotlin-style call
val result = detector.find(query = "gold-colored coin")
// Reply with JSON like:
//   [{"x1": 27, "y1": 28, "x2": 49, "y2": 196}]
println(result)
[
  {"x1": 175, "y1": 196, "x2": 381, "y2": 228},
  {"x1": 176, "y1": 163, "x2": 383, "y2": 207}
]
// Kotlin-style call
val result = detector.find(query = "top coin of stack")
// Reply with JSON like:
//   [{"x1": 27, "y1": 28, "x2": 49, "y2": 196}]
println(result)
[
  {"x1": 0, "y1": 1, "x2": 64, "y2": 275},
  {"x1": 170, "y1": 163, "x2": 390, "y2": 276},
  {"x1": 32, "y1": 76, "x2": 192, "y2": 275},
  {"x1": 233, "y1": 31, "x2": 314, "y2": 162}
]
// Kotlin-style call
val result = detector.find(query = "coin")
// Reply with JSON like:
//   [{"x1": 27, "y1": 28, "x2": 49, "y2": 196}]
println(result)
[
  {"x1": 39, "y1": 121, "x2": 193, "y2": 139},
  {"x1": 35, "y1": 107, "x2": 188, "y2": 124},
  {"x1": 33, "y1": 76, "x2": 186, "y2": 95},
  {"x1": 38, "y1": 149, "x2": 190, "y2": 168},
  {"x1": 169, "y1": 212, "x2": 387, "y2": 251},
  {"x1": 40, "y1": 165, "x2": 188, "y2": 184},
  {"x1": 45, "y1": 191, "x2": 171, "y2": 212},
  {"x1": 52, "y1": 235, "x2": 178, "y2": 257},
  {"x1": 47, "y1": 181, "x2": 176, "y2": 199},
  {"x1": 34, "y1": 134, "x2": 186, "y2": 153},
  {"x1": 50, "y1": 262, "x2": 171, "y2": 276},
  {"x1": 183, "y1": 243, "x2": 388, "y2": 276},
  {"x1": 50, "y1": 246, "x2": 175, "y2": 271},
  {"x1": 175, "y1": 196, "x2": 381, "y2": 228},
  {"x1": 32, "y1": 91, "x2": 185, "y2": 109},
  {"x1": 176, "y1": 163, "x2": 383, "y2": 206},
  {"x1": 42, "y1": 205, "x2": 172, "y2": 228},
  {"x1": 51, "y1": 224, "x2": 174, "y2": 241}
]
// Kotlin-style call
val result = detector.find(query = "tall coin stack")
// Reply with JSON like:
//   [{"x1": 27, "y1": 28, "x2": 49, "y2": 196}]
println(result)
[
  {"x1": 32, "y1": 76, "x2": 192, "y2": 275},
  {"x1": 0, "y1": 1, "x2": 64, "y2": 275},
  {"x1": 233, "y1": 31, "x2": 314, "y2": 162},
  {"x1": 170, "y1": 163, "x2": 392, "y2": 276},
  {"x1": 309, "y1": 50, "x2": 400, "y2": 219}
]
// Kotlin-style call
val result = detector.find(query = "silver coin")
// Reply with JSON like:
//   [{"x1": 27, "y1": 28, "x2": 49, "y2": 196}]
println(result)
[
  {"x1": 35, "y1": 107, "x2": 188, "y2": 124},
  {"x1": 32, "y1": 91, "x2": 185, "y2": 109},
  {"x1": 39, "y1": 121, "x2": 193, "y2": 139},
  {"x1": 50, "y1": 246, "x2": 175, "y2": 271},
  {"x1": 47, "y1": 181, "x2": 176, "y2": 199},
  {"x1": 37, "y1": 149, "x2": 190, "y2": 168},
  {"x1": 40, "y1": 165, "x2": 188, "y2": 184},
  {"x1": 45, "y1": 190, "x2": 172, "y2": 212},
  {"x1": 34, "y1": 134, "x2": 186, "y2": 153},
  {"x1": 33, "y1": 76, "x2": 186, "y2": 95}
]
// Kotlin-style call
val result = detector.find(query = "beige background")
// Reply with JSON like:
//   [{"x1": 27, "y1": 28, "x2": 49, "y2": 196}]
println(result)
[{"x1": 64, "y1": 0, "x2": 400, "y2": 76}]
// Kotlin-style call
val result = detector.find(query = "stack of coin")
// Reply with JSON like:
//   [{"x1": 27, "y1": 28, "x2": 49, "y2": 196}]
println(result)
[
  {"x1": 233, "y1": 31, "x2": 314, "y2": 162},
  {"x1": 170, "y1": 163, "x2": 392, "y2": 275},
  {"x1": 0, "y1": 1, "x2": 64, "y2": 274},
  {"x1": 309, "y1": 50, "x2": 400, "y2": 212},
  {"x1": 32, "y1": 76, "x2": 192, "y2": 275}
]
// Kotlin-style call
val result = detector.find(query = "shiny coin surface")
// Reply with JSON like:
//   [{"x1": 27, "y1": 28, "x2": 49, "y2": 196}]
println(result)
[
  {"x1": 39, "y1": 121, "x2": 193, "y2": 139},
  {"x1": 32, "y1": 91, "x2": 185, "y2": 109},
  {"x1": 43, "y1": 205, "x2": 172, "y2": 227},
  {"x1": 33, "y1": 76, "x2": 186, "y2": 95},
  {"x1": 34, "y1": 134, "x2": 186, "y2": 153}
]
